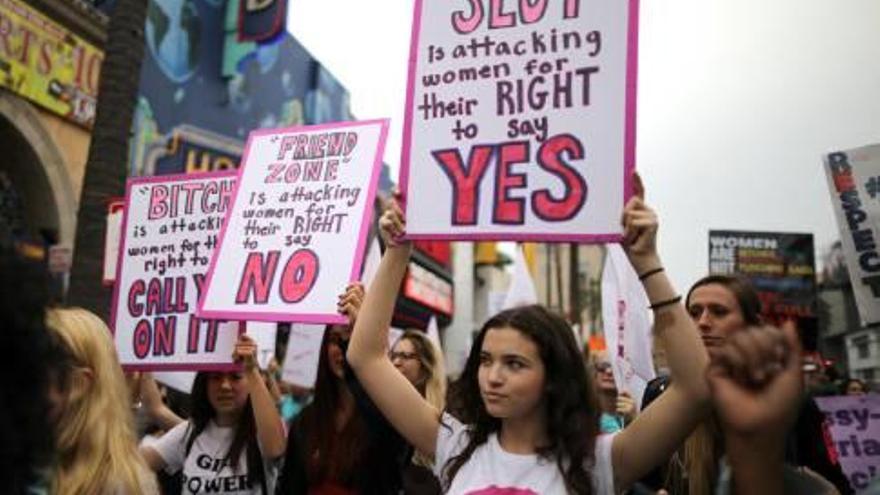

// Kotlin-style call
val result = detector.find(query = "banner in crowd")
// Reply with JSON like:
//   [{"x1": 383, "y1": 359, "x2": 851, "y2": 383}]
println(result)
[
  {"x1": 103, "y1": 199, "x2": 125, "y2": 284},
  {"x1": 601, "y1": 244, "x2": 655, "y2": 405},
  {"x1": 111, "y1": 172, "x2": 242, "y2": 370},
  {"x1": 198, "y1": 120, "x2": 388, "y2": 323},
  {"x1": 708, "y1": 230, "x2": 816, "y2": 319},
  {"x1": 281, "y1": 323, "x2": 325, "y2": 389},
  {"x1": 823, "y1": 144, "x2": 880, "y2": 326},
  {"x1": 399, "y1": 0, "x2": 638, "y2": 241},
  {"x1": 815, "y1": 394, "x2": 880, "y2": 492},
  {"x1": 0, "y1": 0, "x2": 102, "y2": 128}
]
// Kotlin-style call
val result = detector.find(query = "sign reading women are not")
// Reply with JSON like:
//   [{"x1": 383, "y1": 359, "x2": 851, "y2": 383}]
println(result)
[
  {"x1": 400, "y1": 0, "x2": 638, "y2": 241},
  {"x1": 198, "y1": 120, "x2": 388, "y2": 323}
]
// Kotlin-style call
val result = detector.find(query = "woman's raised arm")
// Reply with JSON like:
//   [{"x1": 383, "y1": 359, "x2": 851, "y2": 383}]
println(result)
[
  {"x1": 346, "y1": 199, "x2": 441, "y2": 457},
  {"x1": 611, "y1": 175, "x2": 712, "y2": 489}
]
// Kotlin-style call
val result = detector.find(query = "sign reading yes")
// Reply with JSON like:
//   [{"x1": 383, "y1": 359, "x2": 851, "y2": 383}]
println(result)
[
  {"x1": 400, "y1": 0, "x2": 638, "y2": 241},
  {"x1": 198, "y1": 120, "x2": 388, "y2": 323}
]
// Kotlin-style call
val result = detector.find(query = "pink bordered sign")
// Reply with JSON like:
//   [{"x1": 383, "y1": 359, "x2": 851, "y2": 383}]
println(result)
[
  {"x1": 110, "y1": 170, "x2": 243, "y2": 371},
  {"x1": 197, "y1": 119, "x2": 389, "y2": 324},
  {"x1": 399, "y1": 0, "x2": 639, "y2": 242}
]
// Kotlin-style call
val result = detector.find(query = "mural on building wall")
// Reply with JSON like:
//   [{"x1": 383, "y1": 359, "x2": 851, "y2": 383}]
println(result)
[{"x1": 129, "y1": 0, "x2": 351, "y2": 177}]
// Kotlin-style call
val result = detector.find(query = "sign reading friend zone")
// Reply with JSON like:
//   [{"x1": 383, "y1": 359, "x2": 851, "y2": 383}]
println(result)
[
  {"x1": 400, "y1": 0, "x2": 638, "y2": 241},
  {"x1": 198, "y1": 120, "x2": 388, "y2": 323},
  {"x1": 111, "y1": 171, "x2": 241, "y2": 370}
]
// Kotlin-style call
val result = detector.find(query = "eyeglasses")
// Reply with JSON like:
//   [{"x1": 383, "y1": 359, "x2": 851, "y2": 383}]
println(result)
[
  {"x1": 594, "y1": 362, "x2": 613, "y2": 374},
  {"x1": 390, "y1": 351, "x2": 419, "y2": 362}
]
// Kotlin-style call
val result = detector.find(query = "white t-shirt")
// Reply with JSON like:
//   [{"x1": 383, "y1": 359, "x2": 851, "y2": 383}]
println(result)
[
  {"x1": 151, "y1": 420, "x2": 277, "y2": 495},
  {"x1": 434, "y1": 413, "x2": 616, "y2": 495}
]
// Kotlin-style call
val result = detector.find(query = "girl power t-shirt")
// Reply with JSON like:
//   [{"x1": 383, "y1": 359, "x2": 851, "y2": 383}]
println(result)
[
  {"x1": 152, "y1": 420, "x2": 278, "y2": 494},
  {"x1": 434, "y1": 414, "x2": 615, "y2": 495}
]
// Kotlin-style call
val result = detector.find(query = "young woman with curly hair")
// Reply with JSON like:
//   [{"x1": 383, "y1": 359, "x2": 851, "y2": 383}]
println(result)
[{"x1": 347, "y1": 178, "x2": 712, "y2": 494}]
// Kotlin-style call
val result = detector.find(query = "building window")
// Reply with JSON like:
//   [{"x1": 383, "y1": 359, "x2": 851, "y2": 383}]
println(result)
[
  {"x1": 854, "y1": 336, "x2": 870, "y2": 359},
  {"x1": 862, "y1": 369, "x2": 875, "y2": 382}
]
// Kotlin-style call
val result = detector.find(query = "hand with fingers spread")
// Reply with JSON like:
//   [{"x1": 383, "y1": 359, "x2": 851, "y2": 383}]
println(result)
[
  {"x1": 233, "y1": 333, "x2": 259, "y2": 372},
  {"x1": 621, "y1": 173, "x2": 660, "y2": 273},
  {"x1": 708, "y1": 322, "x2": 802, "y2": 437},
  {"x1": 379, "y1": 196, "x2": 409, "y2": 248},
  {"x1": 337, "y1": 282, "x2": 365, "y2": 326}
]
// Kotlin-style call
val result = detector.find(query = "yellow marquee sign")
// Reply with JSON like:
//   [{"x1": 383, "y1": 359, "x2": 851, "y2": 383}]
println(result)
[{"x1": 0, "y1": 0, "x2": 103, "y2": 128}]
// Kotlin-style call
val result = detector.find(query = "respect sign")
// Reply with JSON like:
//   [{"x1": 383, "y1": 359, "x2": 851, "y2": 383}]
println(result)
[
  {"x1": 400, "y1": 0, "x2": 638, "y2": 241},
  {"x1": 198, "y1": 120, "x2": 388, "y2": 323},
  {"x1": 824, "y1": 145, "x2": 880, "y2": 326},
  {"x1": 111, "y1": 172, "x2": 241, "y2": 370},
  {"x1": 816, "y1": 394, "x2": 880, "y2": 492}
]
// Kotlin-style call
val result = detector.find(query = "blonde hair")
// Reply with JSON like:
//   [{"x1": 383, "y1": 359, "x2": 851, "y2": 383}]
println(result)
[
  {"x1": 396, "y1": 330, "x2": 446, "y2": 467},
  {"x1": 46, "y1": 307, "x2": 156, "y2": 495}
]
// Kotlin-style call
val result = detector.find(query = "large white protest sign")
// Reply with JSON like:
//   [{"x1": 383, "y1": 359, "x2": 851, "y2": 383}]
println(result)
[
  {"x1": 400, "y1": 0, "x2": 638, "y2": 241},
  {"x1": 281, "y1": 324, "x2": 326, "y2": 388},
  {"x1": 111, "y1": 172, "x2": 242, "y2": 370},
  {"x1": 815, "y1": 394, "x2": 880, "y2": 492},
  {"x1": 198, "y1": 120, "x2": 389, "y2": 323},
  {"x1": 601, "y1": 244, "x2": 654, "y2": 405},
  {"x1": 824, "y1": 144, "x2": 880, "y2": 326}
]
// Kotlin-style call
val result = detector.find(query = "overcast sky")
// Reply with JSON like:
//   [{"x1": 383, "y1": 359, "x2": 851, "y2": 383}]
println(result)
[{"x1": 289, "y1": 0, "x2": 880, "y2": 292}]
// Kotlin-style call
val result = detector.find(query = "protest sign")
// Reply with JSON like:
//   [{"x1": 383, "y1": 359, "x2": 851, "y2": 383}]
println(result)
[
  {"x1": 400, "y1": 0, "x2": 638, "y2": 241},
  {"x1": 708, "y1": 230, "x2": 816, "y2": 320},
  {"x1": 815, "y1": 394, "x2": 880, "y2": 492},
  {"x1": 111, "y1": 172, "x2": 241, "y2": 370},
  {"x1": 601, "y1": 244, "x2": 654, "y2": 404},
  {"x1": 502, "y1": 244, "x2": 538, "y2": 309},
  {"x1": 245, "y1": 321, "x2": 278, "y2": 369},
  {"x1": 153, "y1": 371, "x2": 196, "y2": 394},
  {"x1": 103, "y1": 198, "x2": 125, "y2": 284},
  {"x1": 198, "y1": 120, "x2": 388, "y2": 323},
  {"x1": 281, "y1": 324, "x2": 325, "y2": 388},
  {"x1": 824, "y1": 145, "x2": 880, "y2": 326}
]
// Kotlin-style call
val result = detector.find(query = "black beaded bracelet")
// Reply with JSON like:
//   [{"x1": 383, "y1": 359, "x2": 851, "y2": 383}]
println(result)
[
  {"x1": 638, "y1": 267, "x2": 664, "y2": 281},
  {"x1": 649, "y1": 295, "x2": 682, "y2": 311}
]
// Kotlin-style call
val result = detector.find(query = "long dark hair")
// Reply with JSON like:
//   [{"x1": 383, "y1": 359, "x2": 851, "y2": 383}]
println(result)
[
  {"x1": 187, "y1": 372, "x2": 263, "y2": 487},
  {"x1": 686, "y1": 274, "x2": 762, "y2": 325},
  {"x1": 443, "y1": 305, "x2": 600, "y2": 494},
  {"x1": 298, "y1": 326, "x2": 370, "y2": 484}
]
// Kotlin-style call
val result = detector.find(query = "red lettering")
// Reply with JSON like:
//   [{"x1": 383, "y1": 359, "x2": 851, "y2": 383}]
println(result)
[
  {"x1": 127, "y1": 279, "x2": 145, "y2": 317},
  {"x1": 492, "y1": 141, "x2": 529, "y2": 224},
  {"x1": 146, "y1": 278, "x2": 162, "y2": 315},
  {"x1": 37, "y1": 41, "x2": 52, "y2": 75},
  {"x1": 0, "y1": 15, "x2": 12, "y2": 57},
  {"x1": 17, "y1": 26, "x2": 35, "y2": 64},
  {"x1": 148, "y1": 185, "x2": 169, "y2": 220},
  {"x1": 532, "y1": 134, "x2": 587, "y2": 221},
  {"x1": 433, "y1": 146, "x2": 494, "y2": 225},
  {"x1": 451, "y1": 0, "x2": 484, "y2": 34},
  {"x1": 489, "y1": 0, "x2": 516, "y2": 29},
  {"x1": 133, "y1": 320, "x2": 151, "y2": 359},
  {"x1": 519, "y1": 0, "x2": 548, "y2": 24},
  {"x1": 152, "y1": 316, "x2": 176, "y2": 356},
  {"x1": 235, "y1": 251, "x2": 280, "y2": 304},
  {"x1": 279, "y1": 249, "x2": 319, "y2": 303}
]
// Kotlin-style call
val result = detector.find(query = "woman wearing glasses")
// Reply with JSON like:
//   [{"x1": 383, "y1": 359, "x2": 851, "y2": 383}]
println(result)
[{"x1": 591, "y1": 352, "x2": 636, "y2": 434}]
